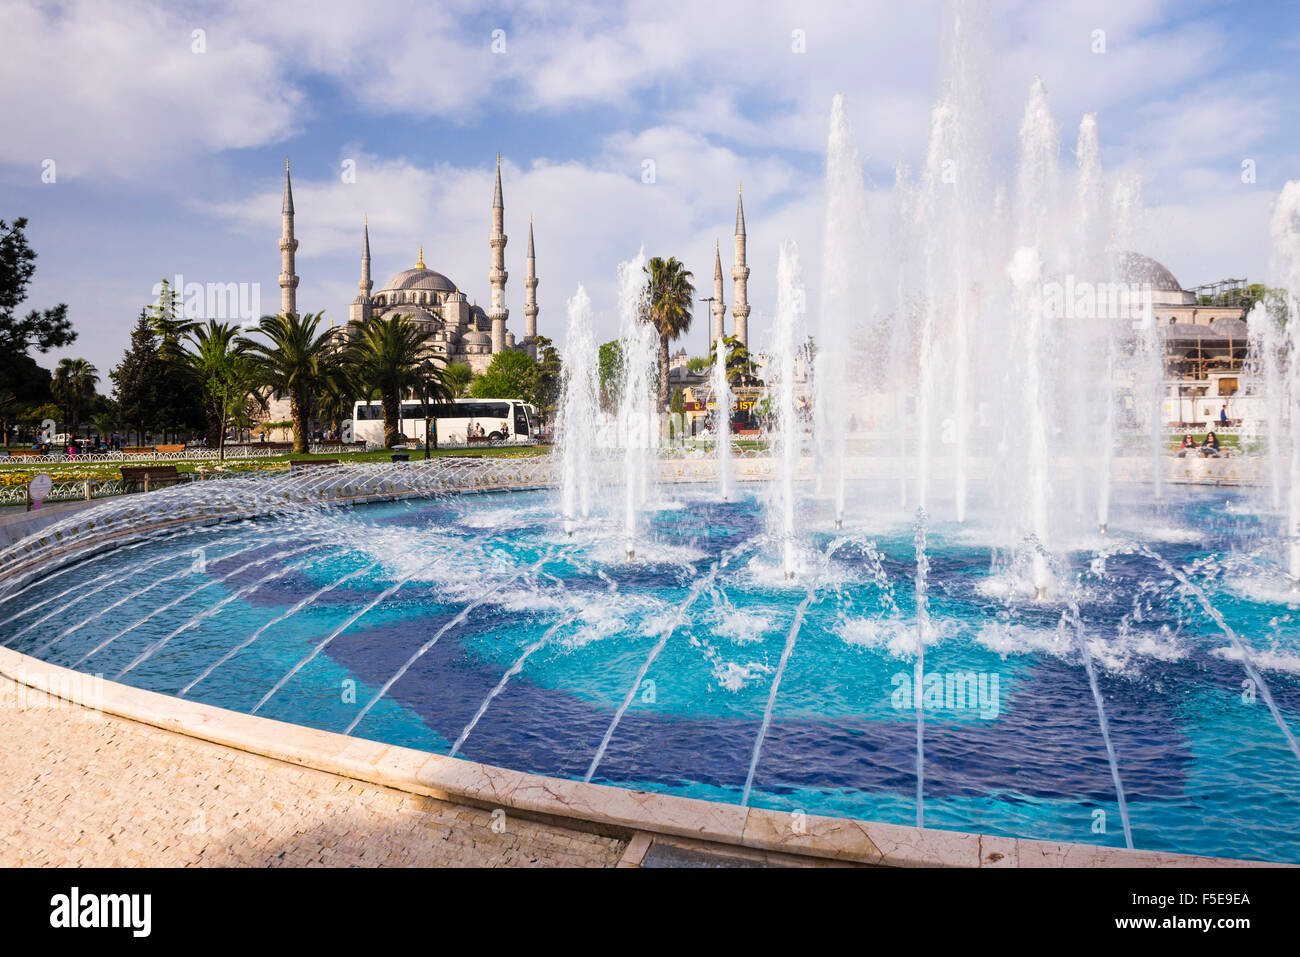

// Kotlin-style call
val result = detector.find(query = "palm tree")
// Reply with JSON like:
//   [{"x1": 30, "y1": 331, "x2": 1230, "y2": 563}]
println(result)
[
  {"x1": 345, "y1": 314, "x2": 440, "y2": 448},
  {"x1": 315, "y1": 363, "x2": 356, "y2": 441},
  {"x1": 185, "y1": 321, "x2": 260, "y2": 459},
  {"x1": 239, "y1": 312, "x2": 338, "y2": 454},
  {"x1": 51, "y1": 358, "x2": 99, "y2": 438},
  {"x1": 708, "y1": 334, "x2": 763, "y2": 388},
  {"x1": 413, "y1": 357, "x2": 453, "y2": 458},
  {"x1": 441, "y1": 361, "x2": 474, "y2": 398},
  {"x1": 642, "y1": 256, "x2": 695, "y2": 410}
]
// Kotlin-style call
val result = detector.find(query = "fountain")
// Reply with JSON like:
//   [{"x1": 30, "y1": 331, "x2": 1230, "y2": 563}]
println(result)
[
  {"x1": 817, "y1": 94, "x2": 869, "y2": 528},
  {"x1": 1269, "y1": 181, "x2": 1300, "y2": 587},
  {"x1": 1075, "y1": 114, "x2": 1111, "y2": 533},
  {"x1": 558, "y1": 286, "x2": 600, "y2": 537},
  {"x1": 712, "y1": 345, "x2": 734, "y2": 500},
  {"x1": 770, "y1": 240, "x2": 806, "y2": 580},
  {"x1": 912, "y1": 508, "x2": 930, "y2": 828},
  {"x1": 1249, "y1": 300, "x2": 1286, "y2": 511},
  {"x1": 616, "y1": 249, "x2": 654, "y2": 560}
]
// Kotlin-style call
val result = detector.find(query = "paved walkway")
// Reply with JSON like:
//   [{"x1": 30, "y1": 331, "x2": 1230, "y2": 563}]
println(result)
[{"x1": 0, "y1": 674, "x2": 626, "y2": 867}]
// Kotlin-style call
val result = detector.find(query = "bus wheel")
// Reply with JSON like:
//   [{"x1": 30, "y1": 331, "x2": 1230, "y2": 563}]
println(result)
[{"x1": 488, "y1": 432, "x2": 505, "y2": 443}]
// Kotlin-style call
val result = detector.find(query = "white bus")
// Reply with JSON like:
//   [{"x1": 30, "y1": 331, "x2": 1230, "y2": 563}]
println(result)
[{"x1": 351, "y1": 398, "x2": 539, "y2": 447}]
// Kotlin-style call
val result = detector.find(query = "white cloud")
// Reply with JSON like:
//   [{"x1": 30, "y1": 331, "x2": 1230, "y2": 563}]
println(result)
[{"x1": 0, "y1": 0, "x2": 301, "y2": 177}]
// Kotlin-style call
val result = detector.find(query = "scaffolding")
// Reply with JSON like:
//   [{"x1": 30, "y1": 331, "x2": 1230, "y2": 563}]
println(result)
[{"x1": 1192, "y1": 277, "x2": 1250, "y2": 306}]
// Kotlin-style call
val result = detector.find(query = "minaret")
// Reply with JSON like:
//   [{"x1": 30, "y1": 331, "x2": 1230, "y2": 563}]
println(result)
[
  {"x1": 523, "y1": 213, "x2": 539, "y2": 348},
  {"x1": 360, "y1": 215, "x2": 372, "y2": 296},
  {"x1": 278, "y1": 159, "x2": 299, "y2": 317},
  {"x1": 349, "y1": 215, "x2": 373, "y2": 326},
  {"x1": 711, "y1": 239, "x2": 726, "y2": 348},
  {"x1": 489, "y1": 154, "x2": 509, "y2": 353},
  {"x1": 731, "y1": 183, "x2": 750, "y2": 347}
]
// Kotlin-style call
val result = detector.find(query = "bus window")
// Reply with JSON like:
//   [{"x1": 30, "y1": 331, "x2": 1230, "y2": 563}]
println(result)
[{"x1": 514, "y1": 404, "x2": 529, "y2": 437}]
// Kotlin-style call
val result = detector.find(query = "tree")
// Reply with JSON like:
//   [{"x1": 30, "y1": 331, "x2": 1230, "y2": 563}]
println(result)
[
  {"x1": 51, "y1": 358, "x2": 99, "y2": 438},
  {"x1": 344, "y1": 313, "x2": 439, "y2": 448},
  {"x1": 111, "y1": 311, "x2": 167, "y2": 445},
  {"x1": 668, "y1": 387, "x2": 686, "y2": 440},
  {"x1": 185, "y1": 321, "x2": 261, "y2": 459},
  {"x1": 314, "y1": 363, "x2": 355, "y2": 439},
  {"x1": 148, "y1": 279, "x2": 195, "y2": 363},
  {"x1": 708, "y1": 334, "x2": 763, "y2": 388},
  {"x1": 532, "y1": 335, "x2": 562, "y2": 419},
  {"x1": 598, "y1": 340, "x2": 623, "y2": 411},
  {"x1": 470, "y1": 349, "x2": 540, "y2": 406},
  {"x1": 442, "y1": 360, "x2": 474, "y2": 398},
  {"x1": 1243, "y1": 284, "x2": 1291, "y2": 327},
  {"x1": 147, "y1": 279, "x2": 201, "y2": 442},
  {"x1": 0, "y1": 218, "x2": 74, "y2": 369},
  {"x1": 685, "y1": 355, "x2": 710, "y2": 373},
  {"x1": 0, "y1": 351, "x2": 51, "y2": 446},
  {"x1": 642, "y1": 256, "x2": 695, "y2": 410},
  {"x1": 239, "y1": 312, "x2": 339, "y2": 454}
]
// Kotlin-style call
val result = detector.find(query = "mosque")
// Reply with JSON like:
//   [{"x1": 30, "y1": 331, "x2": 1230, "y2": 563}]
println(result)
[{"x1": 276, "y1": 156, "x2": 539, "y2": 375}]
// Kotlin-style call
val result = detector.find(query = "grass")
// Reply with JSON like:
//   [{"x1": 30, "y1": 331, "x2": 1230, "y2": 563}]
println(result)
[{"x1": 1163, "y1": 432, "x2": 1243, "y2": 452}]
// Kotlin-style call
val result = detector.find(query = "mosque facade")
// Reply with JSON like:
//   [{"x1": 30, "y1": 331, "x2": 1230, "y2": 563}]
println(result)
[{"x1": 277, "y1": 156, "x2": 538, "y2": 376}]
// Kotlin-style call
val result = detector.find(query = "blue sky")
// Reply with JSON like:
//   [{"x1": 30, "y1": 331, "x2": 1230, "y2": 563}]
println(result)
[{"x1": 3, "y1": 0, "x2": 1298, "y2": 375}]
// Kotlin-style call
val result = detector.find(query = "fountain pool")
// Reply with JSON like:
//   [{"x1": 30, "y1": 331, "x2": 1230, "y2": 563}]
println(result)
[{"x1": 4, "y1": 476, "x2": 1299, "y2": 864}]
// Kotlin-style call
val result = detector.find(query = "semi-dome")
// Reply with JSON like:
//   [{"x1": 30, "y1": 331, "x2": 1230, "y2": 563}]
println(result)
[{"x1": 397, "y1": 308, "x2": 440, "y2": 325}]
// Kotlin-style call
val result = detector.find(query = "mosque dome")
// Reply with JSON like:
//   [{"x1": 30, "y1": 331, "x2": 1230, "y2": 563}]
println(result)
[
  {"x1": 377, "y1": 246, "x2": 457, "y2": 295},
  {"x1": 380, "y1": 267, "x2": 457, "y2": 294},
  {"x1": 1113, "y1": 251, "x2": 1183, "y2": 293}
]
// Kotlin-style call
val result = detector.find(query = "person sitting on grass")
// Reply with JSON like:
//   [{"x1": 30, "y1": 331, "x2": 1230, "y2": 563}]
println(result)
[
  {"x1": 1177, "y1": 433, "x2": 1198, "y2": 458},
  {"x1": 1202, "y1": 431, "x2": 1222, "y2": 457}
]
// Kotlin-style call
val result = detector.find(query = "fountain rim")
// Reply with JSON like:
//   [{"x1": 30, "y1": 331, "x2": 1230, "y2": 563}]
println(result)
[{"x1": 0, "y1": 642, "x2": 1275, "y2": 868}]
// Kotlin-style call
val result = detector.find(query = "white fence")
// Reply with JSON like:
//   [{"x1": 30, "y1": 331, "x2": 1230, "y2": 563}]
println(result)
[{"x1": 0, "y1": 444, "x2": 378, "y2": 467}]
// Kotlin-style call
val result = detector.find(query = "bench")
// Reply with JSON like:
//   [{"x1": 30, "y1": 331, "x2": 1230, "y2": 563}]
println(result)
[
  {"x1": 122, "y1": 447, "x2": 156, "y2": 455},
  {"x1": 5, "y1": 450, "x2": 45, "y2": 459},
  {"x1": 155, "y1": 444, "x2": 186, "y2": 454},
  {"x1": 289, "y1": 459, "x2": 339, "y2": 469},
  {"x1": 120, "y1": 465, "x2": 186, "y2": 491}
]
